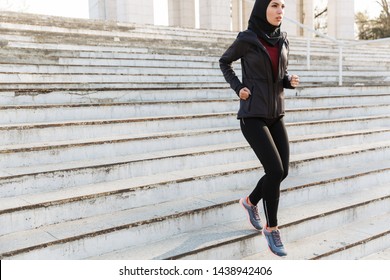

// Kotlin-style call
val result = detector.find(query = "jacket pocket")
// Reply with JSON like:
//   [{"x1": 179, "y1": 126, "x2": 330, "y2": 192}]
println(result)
[{"x1": 250, "y1": 84, "x2": 269, "y2": 116}]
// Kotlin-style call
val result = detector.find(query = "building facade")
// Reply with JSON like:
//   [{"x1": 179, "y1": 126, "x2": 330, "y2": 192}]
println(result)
[{"x1": 89, "y1": 0, "x2": 355, "y2": 39}]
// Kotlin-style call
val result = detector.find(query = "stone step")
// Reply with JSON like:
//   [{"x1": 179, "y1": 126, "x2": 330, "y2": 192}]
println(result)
[
  {"x1": 0, "y1": 81, "x2": 228, "y2": 90},
  {"x1": 0, "y1": 190, "x2": 244, "y2": 259},
  {"x1": 3, "y1": 38, "x2": 390, "y2": 65},
  {"x1": 243, "y1": 212, "x2": 390, "y2": 260},
  {"x1": 0, "y1": 25, "x2": 192, "y2": 44},
  {"x1": 1, "y1": 127, "x2": 389, "y2": 169},
  {"x1": 1, "y1": 85, "x2": 389, "y2": 105},
  {"x1": 0, "y1": 41, "x2": 386, "y2": 58},
  {"x1": 0, "y1": 22, "x2": 226, "y2": 45},
  {"x1": 0, "y1": 51, "x2": 222, "y2": 66},
  {"x1": 2, "y1": 41, "x2": 390, "y2": 63},
  {"x1": 0, "y1": 73, "x2": 229, "y2": 84},
  {"x1": 1, "y1": 112, "x2": 388, "y2": 147},
  {"x1": 1, "y1": 62, "x2": 390, "y2": 78},
  {"x1": 1, "y1": 49, "x2": 389, "y2": 71},
  {"x1": 0, "y1": 34, "x2": 242, "y2": 56},
  {"x1": 3, "y1": 41, "x2": 151, "y2": 56},
  {"x1": 0, "y1": 88, "x2": 235, "y2": 105},
  {"x1": 1, "y1": 19, "x2": 389, "y2": 57},
  {"x1": 1, "y1": 81, "x2": 385, "y2": 92},
  {"x1": 0, "y1": 18, "x2": 359, "y2": 50},
  {"x1": 89, "y1": 186, "x2": 390, "y2": 260},
  {"x1": 0, "y1": 73, "x2": 388, "y2": 89},
  {"x1": 3, "y1": 36, "x2": 388, "y2": 69},
  {"x1": 361, "y1": 247, "x2": 390, "y2": 260},
  {"x1": 0, "y1": 99, "x2": 238, "y2": 125},
  {"x1": 0, "y1": 137, "x2": 389, "y2": 198},
  {"x1": 2, "y1": 92, "x2": 389, "y2": 110},
  {"x1": 294, "y1": 85, "x2": 390, "y2": 96},
  {"x1": 1, "y1": 62, "x2": 389, "y2": 77},
  {"x1": 291, "y1": 46, "x2": 390, "y2": 57},
  {"x1": 0, "y1": 64, "x2": 227, "y2": 76},
  {"x1": 0, "y1": 112, "x2": 237, "y2": 145},
  {"x1": 1, "y1": 47, "x2": 389, "y2": 76},
  {"x1": 296, "y1": 75, "x2": 389, "y2": 85},
  {"x1": 175, "y1": 184, "x2": 389, "y2": 260},
  {"x1": 2, "y1": 80, "x2": 382, "y2": 91},
  {"x1": 2, "y1": 171, "x2": 387, "y2": 260},
  {"x1": 1, "y1": 99, "x2": 389, "y2": 125},
  {"x1": 1, "y1": 93, "x2": 390, "y2": 123},
  {"x1": 1, "y1": 154, "x2": 388, "y2": 237}
]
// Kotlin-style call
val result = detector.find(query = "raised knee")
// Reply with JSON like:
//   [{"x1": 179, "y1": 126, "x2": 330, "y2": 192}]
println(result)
[{"x1": 269, "y1": 167, "x2": 284, "y2": 182}]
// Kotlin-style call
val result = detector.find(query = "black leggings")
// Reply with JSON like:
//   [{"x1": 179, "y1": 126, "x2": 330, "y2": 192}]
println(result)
[{"x1": 240, "y1": 117, "x2": 289, "y2": 227}]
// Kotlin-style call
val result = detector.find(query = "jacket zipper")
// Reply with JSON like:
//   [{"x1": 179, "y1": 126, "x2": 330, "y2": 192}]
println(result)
[
  {"x1": 272, "y1": 42, "x2": 285, "y2": 117},
  {"x1": 274, "y1": 42, "x2": 286, "y2": 117},
  {"x1": 257, "y1": 44, "x2": 274, "y2": 117},
  {"x1": 257, "y1": 37, "x2": 286, "y2": 118}
]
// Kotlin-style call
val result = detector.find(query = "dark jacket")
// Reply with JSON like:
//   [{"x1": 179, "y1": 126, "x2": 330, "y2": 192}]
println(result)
[{"x1": 219, "y1": 29, "x2": 295, "y2": 119}]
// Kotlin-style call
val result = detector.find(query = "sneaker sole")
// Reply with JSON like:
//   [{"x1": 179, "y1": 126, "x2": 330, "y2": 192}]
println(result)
[{"x1": 267, "y1": 245, "x2": 287, "y2": 257}]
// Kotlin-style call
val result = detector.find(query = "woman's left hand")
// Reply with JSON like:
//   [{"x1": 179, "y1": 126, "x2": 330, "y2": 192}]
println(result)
[{"x1": 290, "y1": 75, "x2": 300, "y2": 87}]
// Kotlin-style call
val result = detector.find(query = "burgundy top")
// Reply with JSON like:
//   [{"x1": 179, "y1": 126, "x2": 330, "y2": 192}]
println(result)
[{"x1": 259, "y1": 37, "x2": 279, "y2": 81}]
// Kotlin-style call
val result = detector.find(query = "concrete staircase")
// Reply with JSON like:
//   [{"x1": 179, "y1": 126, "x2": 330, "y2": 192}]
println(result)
[{"x1": 0, "y1": 12, "x2": 389, "y2": 260}]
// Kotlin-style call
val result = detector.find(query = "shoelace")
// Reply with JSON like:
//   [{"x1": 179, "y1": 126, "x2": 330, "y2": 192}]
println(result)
[
  {"x1": 251, "y1": 205, "x2": 261, "y2": 221},
  {"x1": 271, "y1": 230, "x2": 283, "y2": 247}
]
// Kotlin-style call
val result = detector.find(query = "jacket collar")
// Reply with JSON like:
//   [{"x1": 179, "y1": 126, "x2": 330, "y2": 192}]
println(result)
[{"x1": 237, "y1": 29, "x2": 287, "y2": 50}]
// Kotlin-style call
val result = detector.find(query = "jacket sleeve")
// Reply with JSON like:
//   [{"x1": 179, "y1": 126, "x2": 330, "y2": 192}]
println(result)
[
  {"x1": 283, "y1": 74, "x2": 295, "y2": 89},
  {"x1": 219, "y1": 38, "x2": 249, "y2": 96}
]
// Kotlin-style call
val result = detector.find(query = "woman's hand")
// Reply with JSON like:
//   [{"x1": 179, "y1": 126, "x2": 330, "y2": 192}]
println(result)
[
  {"x1": 290, "y1": 75, "x2": 300, "y2": 87},
  {"x1": 239, "y1": 87, "x2": 251, "y2": 100}
]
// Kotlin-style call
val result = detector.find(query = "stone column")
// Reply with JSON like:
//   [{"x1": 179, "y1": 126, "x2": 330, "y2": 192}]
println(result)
[
  {"x1": 117, "y1": 0, "x2": 154, "y2": 24},
  {"x1": 232, "y1": 0, "x2": 255, "y2": 31},
  {"x1": 199, "y1": 0, "x2": 231, "y2": 30},
  {"x1": 301, "y1": 0, "x2": 314, "y2": 37},
  {"x1": 89, "y1": 0, "x2": 118, "y2": 20},
  {"x1": 282, "y1": 0, "x2": 299, "y2": 36},
  {"x1": 283, "y1": 0, "x2": 314, "y2": 37},
  {"x1": 89, "y1": 0, "x2": 154, "y2": 24},
  {"x1": 89, "y1": 0, "x2": 104, "y2": 19},
  {"x1": 328, "y1": 0, "x2": 355, "y2": 39},
  {"x1": 168, "y1": 0, "x2": 196, "y2": 28}
]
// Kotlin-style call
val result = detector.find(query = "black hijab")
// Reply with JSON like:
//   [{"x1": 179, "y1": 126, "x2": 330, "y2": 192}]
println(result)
[{"x1": 248, "y1": 0, "x2": 282, "y2": 46}]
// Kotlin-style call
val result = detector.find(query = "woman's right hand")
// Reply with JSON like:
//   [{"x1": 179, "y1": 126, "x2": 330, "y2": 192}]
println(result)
[{"x1": 239, "y1": 87, "x2": 251, "y2": 100}]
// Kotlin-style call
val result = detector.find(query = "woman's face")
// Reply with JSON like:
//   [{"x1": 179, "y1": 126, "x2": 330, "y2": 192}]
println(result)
[{"x1": 266, "y1": 0, "x2": 285, "y2": 27}]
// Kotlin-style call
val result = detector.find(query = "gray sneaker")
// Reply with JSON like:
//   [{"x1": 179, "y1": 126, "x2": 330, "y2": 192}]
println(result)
[
  {"x1": 239, "y1": 197, "x2": 262, "y2": 230},
  {"x1": 263, "y1": 227, "x2": 287, "y2": 257}
]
